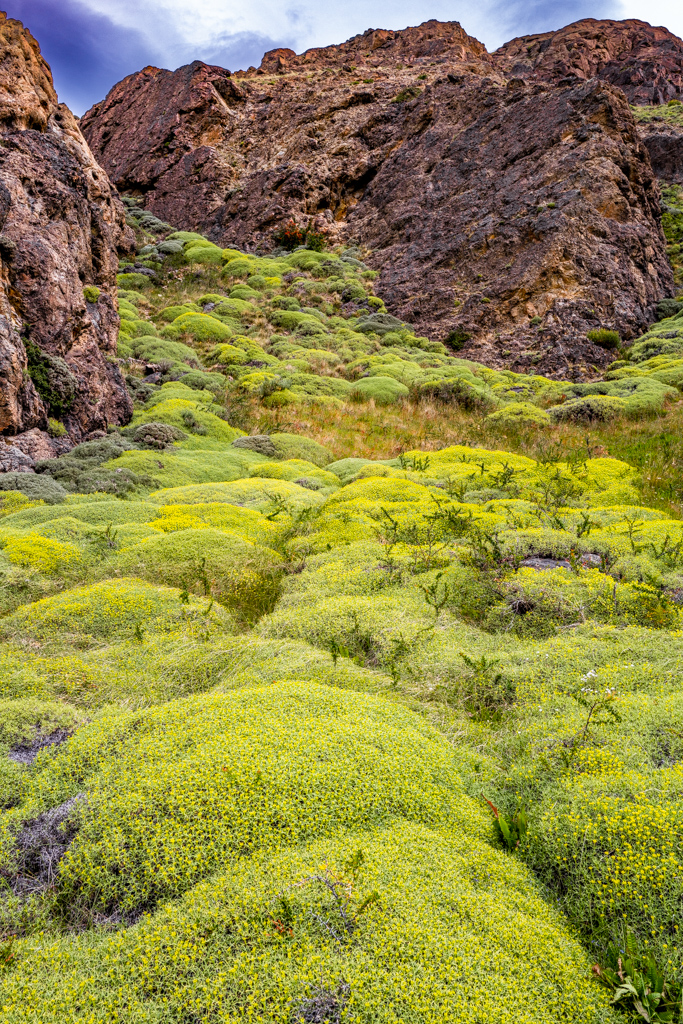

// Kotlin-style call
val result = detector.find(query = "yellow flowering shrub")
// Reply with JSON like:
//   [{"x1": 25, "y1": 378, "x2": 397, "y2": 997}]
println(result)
[
  {"x1": 0, "y1": 822, "x2": 616, "y2": 1024},
  {"x1": 9, "y1": 682, "x2": 483, "y2": 915},
  {"x1": 150, "y1": 477, "x2": 324, "y2": 514},
  {"x1": 3, "y1": 533, "x2": 83, "y2": 576},
  {"x1": 0, "y1": 578, "x2": 225, "y2": 643}
]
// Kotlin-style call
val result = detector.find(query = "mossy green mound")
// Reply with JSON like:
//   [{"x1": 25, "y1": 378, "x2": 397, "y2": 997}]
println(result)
[
  {"x1": 0, "y1": 820, "x2": 614, "y2": 1024},
  {"x1": 4, "y1": 682, "x2": 478, "y2": 915},
  {"x1": 0, "y1": 578, "x2": 223, "y2": 644}
]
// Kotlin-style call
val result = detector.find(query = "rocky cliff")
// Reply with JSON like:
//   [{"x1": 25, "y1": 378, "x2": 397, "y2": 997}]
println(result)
[
  {"x1": 495, "y1": 18, "x2": 683, "y2": 193},
  {"x1": 0, "y1": 13, "x2": 133, "y2": 448},
  {"x1": 494, "y1": 18, "x2": 683, "y2": 105},
  {"x1": 80, "y1": 18, "x2": 679, "y2": 373}
]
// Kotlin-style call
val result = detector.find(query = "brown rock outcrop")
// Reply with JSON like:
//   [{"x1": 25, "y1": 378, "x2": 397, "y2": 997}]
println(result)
[
  {"x1": 494, "y1": 19, "x2": 683, "y2": 105},
  {"x1": 82, "y1": 18, "x2": 676, "y2": 374},
  {"x1": 637, "y1": 120, "x2": 683, "y2": 183},
  {"x1": 0, "y1": 12, "x2": 134, "y2": 441}
]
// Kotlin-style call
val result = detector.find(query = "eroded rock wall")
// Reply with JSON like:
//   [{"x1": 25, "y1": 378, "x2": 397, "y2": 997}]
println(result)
[{"x1": 0, "y1": 13, "x2": 133, "y2": 439}]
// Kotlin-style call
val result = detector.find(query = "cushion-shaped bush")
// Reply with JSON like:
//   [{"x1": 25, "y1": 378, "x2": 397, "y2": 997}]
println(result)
[
  {"x1": 1, "y1": 819, "x2": 614, "y2": 1024},
  {"x1": 270, "y1": 433, "x2": 333, "y2": 467},
  {"x1": 116, "y1": 273, "x2": 150, "y2": 289},
  {"x1": 605, "y1": 375, "x2": 678, "y2": 411},
  {"x1": 350, "y1": 375, "x2": 410, "y2": 404},
  {"x1": 150, "y1": 477, "x2": 323, "y2": 514},
  {"x1": 111, "y1": 528, "x2": 281, "y2": 613},
  {"x1": 326, "y1": 475, "x2": 428, "y2": 507},
  {"x1": 0, "y1": 696, "x2": 79, "y2": 750},
  {"x1": 177, "y1": 370, "x2": 226, "y2": 395},
  {"x1": 149, "y1": 503, "x2": 280, "y2": 548},
  {"x1": 103, "y1": 449, "x2": 255, "y2": 490},
  {"x1": 326, "y1": 457, "x2": 394, "y2": 484},
  {"x1": 287, "y1": 373, "x2": 353, "y2": 400},
  {"x1": 118, "y1": 318, "x2": 158, "y2": 339},
  {"x1": 156, "y1": 240, "x2": 184, "y2": 255},
  {"x1": 212, "y1": 298, "x2": 253, "y2": 321},
  {"x1": 156, "y1": 303, "x2": 201, "y2": 322},
  {"x1": 269, "y1": 310, "x2": 327, "y2": 332},
  {"x1": 232, "y1": 435, "x2": 278, "y2": 457},
  {"x1": 486, "y1": 402, "x2": 551, "y2": 427},
  {"x1": 15, "y1": 682, "x2": 479, "y2": 914},
  {"x1": 221, "y1": 257, "x2": 254, "y2": 278},
  {"x1": 2, "y1": 533, "x2": 83, "y2": 576},
  {"x1": 262, "y1": 389, "x2": 298, "y2": 408},
  {"x1": 354, "y1": 311, "x2": 405, "y2": 335},
  {"x1": 185, "y1": 245, "x2": 224, "y2": 266},
  {"x1": 0, "y1": 578, "x2": 221, "y2": 643},
  {"x1": 166, "y1": 231, "x2": 209, "y2": 243},
  {"x1": 249, "y1": 460, "x2": 339, "y2": 487},
  {"x1": 0, "y1": 491, "x2": 37, "y2": 519},
  {"x1": 237, "y1": 371, "x2": 283, "y2": 395},
  {"x1": 228, "y1": 285, "x2": 259, "y2": 301},
  {"x1": 162, "y1": 313, "x2": 234, "y2": 343},
  {"x1": 284, "y1": 249, "x2": 329, "y2": 271},
  {"x1": 210, "y1": 343, "x2": 249, "y2": 366},
  {"x1": 586, "y1": 328, "x2": 620, "y2": 349},
  {"x1": 549, "y1": 395, "x2": 626, "y2": 423},
  {"x1": 365, "y1": 359, "x2": 424, "y2": 385},
  {"x1": 0, "y1": 500, "x2": 162, "y2": 531},
  {"x1": 133, "y1": 422, "x2": 187, "y2": 448},
  {"x1": 131, "y1": 399, "x2": 242, "y2": 443},
  {"x1": 0, "y1": 473, "x2": 66, "y2": 504},
  {"x1": 184, "y1": 239, "x2": 221, "y2": 252},
  {"x1": 116, "y1": 289, "x2": 145, "y2": 306},
  {"x1": 130, "y1": 336, "x2": 199, "y2": 366},
  {"x1": 414, "y1": 376, "x2": 496, "y2": 411}
]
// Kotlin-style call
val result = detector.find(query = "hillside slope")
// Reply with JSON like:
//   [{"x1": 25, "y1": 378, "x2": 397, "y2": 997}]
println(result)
[{"x1": 2, "y1": 212, "x2": 683, "y2": 1020}]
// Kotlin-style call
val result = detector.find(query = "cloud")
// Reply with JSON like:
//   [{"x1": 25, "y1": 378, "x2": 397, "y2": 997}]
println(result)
[
  {"x1": 6, "y1": 0, "x2": 158, "y2": 113},
  {"x1": 5, "y1": 0, "x2": 683, "y2": 117}
]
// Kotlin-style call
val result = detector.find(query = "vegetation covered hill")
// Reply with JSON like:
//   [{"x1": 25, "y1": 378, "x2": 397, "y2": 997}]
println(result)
[{"x1": 1, "y1": 202, "x2": 683, "y2": 1021}]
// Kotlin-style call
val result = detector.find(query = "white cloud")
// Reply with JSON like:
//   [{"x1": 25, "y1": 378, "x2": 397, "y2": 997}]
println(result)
[
  {"x1": 618, "y1": 0, "x2": 683, "y2": 39},
  {"x1": 76, "y1": 0, "x2": 683, "y2": 71}
]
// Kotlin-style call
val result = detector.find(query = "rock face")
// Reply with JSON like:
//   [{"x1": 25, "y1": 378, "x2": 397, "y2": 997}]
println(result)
[
  {"x1": 495, "y1": 18, "x2": 683, "y2": 105},
  {"x1": 638, "y1": 120, "x2": 683, "y2": 183},
  {"x1": 0, "y1": 13, "x2": 133, "y2": 440},
  {"x1": 81, "y1": 18, "x2": 678, "y2": 374}
]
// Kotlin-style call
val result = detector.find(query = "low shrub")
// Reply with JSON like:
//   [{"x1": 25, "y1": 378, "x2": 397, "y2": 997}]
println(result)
[
  {"x1": 162, "y1": 313, "x2": 234, "y2": 343},
  {"x1": 587, "y1": 328, "x2": 620, "y2": 349},
  {"x1": 549, "y1": 395, "x2": 626, "y2": 423},
  {"x1": 486, "y1": 402, "x2": 550, "y2": 426},
  {"x1": 25, "y1": 342, "x2": 77, "y2": 418},
  {"x1": 0, "y1": 474, "x2": 66, "y2": 504},
  {"x1": 351, "y1": 376, "x2": 410, "y2": 405}
]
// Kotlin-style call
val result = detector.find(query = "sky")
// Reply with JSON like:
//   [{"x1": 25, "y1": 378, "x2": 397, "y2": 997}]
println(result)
[{"x1": 6, "y1": 0, "x2": 683, "y2": 115}]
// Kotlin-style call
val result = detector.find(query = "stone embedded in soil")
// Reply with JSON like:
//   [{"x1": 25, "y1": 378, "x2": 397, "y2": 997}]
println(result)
[
  {"x1": 0, "y1": 13, "x2": 134, "y2": 444},
  {"x1": 80, "y1": 18, "x2": 678, "y2": 376}
]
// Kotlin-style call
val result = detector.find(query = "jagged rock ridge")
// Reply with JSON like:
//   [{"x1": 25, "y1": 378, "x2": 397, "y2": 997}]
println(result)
[
  {"x1": 80, "y1": 18, "x2": 679, "y2": 375},
  {"x1": 494, "y1": 18, "x2": 683, "y2": 105},
  {"x1": 0, "y1": 12, "x2": 133, "y2": 447}
]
